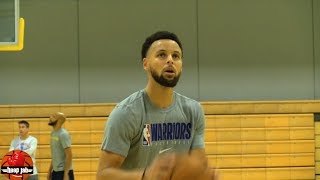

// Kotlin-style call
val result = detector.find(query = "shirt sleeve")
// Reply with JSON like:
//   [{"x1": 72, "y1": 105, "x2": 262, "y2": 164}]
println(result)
[
  {"x1": 60, "y1": 132, "x2": 72, "y2": 149},
  {"x1": 101, "y1": 105, "x2": 137, "y2": 157},
  {"x1": 191, "y1": 103, "x2": 205, "y2": 149},
  {"x1": 9, "y1": 139, "x2": 15, "y2": 151}
]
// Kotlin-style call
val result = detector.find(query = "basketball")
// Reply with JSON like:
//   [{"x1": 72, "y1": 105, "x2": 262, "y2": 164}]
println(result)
[{"x1": 1, "y1": 150, "x2": 33, "y2": 180}]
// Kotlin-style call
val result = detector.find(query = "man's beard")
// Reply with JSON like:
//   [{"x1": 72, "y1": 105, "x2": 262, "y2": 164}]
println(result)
[
  {"x1": 48, "y1": 120, "x2": 58, "y2": 126},
  {"x1": 150, "y1": 67, "x2": 181, "y2": 87}
]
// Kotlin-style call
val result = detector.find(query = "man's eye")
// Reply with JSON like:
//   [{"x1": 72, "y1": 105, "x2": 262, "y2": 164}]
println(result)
[
  {"x1": 173, "y1": 54, "x2": 180, "y2": 59},
  {"x1": 158, "y1": 53, "x2": 166, "y2": 58}
]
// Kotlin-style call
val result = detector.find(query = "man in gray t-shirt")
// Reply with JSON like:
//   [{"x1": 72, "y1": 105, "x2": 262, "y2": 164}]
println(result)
[
  {"x1": 102, "y1": 89, "x2": 205, "y2": 170},
  {"x1": 97, "y1": 31, "x2": 218, "y2": 180},
  {"x1": 47, "y1": 112, "x2": 74, "y2": 180}
]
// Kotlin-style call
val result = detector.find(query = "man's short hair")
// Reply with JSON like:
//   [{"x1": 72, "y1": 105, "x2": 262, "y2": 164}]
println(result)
[
  {"x1": 18, "y1": 120, "x2": 29, "y2": 128},
  {"x1": 141, "y1": 31, "x2": 183, "y2": 60}
]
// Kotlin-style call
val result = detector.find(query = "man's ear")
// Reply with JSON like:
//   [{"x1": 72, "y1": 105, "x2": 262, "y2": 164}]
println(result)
[{"x1": 143, "y1": 58, "x2": 148, "y2": 70}]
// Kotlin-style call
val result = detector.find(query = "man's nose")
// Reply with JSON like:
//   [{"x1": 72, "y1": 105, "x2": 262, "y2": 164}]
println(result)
[{"x1": 166, "y1": 55, "x2": 174, "y2": 64}]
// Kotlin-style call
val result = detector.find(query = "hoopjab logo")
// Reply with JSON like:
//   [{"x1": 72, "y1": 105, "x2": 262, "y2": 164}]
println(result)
[{"x1": 1, "y1": 150, "x2": 33, "y2": 180}]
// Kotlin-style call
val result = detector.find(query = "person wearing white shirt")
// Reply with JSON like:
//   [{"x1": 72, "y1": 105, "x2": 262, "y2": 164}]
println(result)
[{"x1": 9, "y1": 120, "x2": 38, "y2": 180}]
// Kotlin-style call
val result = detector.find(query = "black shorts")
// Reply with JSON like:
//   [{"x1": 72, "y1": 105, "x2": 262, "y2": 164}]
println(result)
[{"x1": 51, "y1": 170, "x2": 74, "y2": 180}]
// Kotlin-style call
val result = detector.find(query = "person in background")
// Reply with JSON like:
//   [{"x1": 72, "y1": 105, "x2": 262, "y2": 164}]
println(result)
[
  {"x1": 47, "y1": 112, "x2": 74, "y2": 180},
  {"x1": 9, "y1": 120, "x2": 38, "y2": 180}
]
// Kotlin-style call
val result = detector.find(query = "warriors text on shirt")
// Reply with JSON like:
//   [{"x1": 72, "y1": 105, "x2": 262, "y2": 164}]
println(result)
[{"x1": 143, "y1": 122, "x2": 192, "y2": 146}]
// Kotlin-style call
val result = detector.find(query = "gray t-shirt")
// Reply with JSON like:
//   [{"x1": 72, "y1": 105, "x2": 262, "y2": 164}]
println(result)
[
  {"x1": 50, "y1": 128, "x2": 73, "y2": 171},
  {"x1": 101, "y1": 90, "x2": 205, "y2": 169}
]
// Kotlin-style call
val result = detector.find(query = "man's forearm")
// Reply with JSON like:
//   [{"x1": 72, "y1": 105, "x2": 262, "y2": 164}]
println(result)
[
  {"x1": 23, "y1": 146, "x2": 36, "y2": 156},
  {"x1": 64, "y1": 152, "x2": 72, "y2": 173}
]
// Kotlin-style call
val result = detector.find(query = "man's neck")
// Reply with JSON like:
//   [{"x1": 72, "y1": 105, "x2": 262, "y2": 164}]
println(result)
[
  {"x1": 20, "y1": 135, "x2": 29, "y2": 140},
  {"x1": 145, "y1": 83, "x2": 174, "y2": 108},
  {"x1": 53, "y1": 124, "x2": 62, "y2": 131}
]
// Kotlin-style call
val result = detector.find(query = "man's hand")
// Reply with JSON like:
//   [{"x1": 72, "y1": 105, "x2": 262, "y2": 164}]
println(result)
[
  {"x1": 171, "y1": 154, "x2": 218, "y2": 180},
  {"x1": 63, "y1": 172, "x2": 69, "y2": 180},
  {"x1": 47, "y1": 172, "x2": 52, "y2": 180},
  {"x1": 143, "y1": 153, "x2": 176, "y2": 180}
]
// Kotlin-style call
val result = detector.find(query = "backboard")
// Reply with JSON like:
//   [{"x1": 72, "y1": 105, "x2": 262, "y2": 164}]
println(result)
[{"x1": 0, "y1": 0, "x2": 24, "y2": 51}]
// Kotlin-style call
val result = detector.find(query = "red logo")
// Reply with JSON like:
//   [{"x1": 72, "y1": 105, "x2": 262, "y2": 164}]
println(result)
[{"x1": 1, "y1": 150, "x2": 33, "y2": 180}]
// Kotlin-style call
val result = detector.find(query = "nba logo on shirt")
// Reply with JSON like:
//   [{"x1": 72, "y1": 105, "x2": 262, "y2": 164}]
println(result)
[{"x1": 142, "y1": 124, "x2": 151, "y2": 146}]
